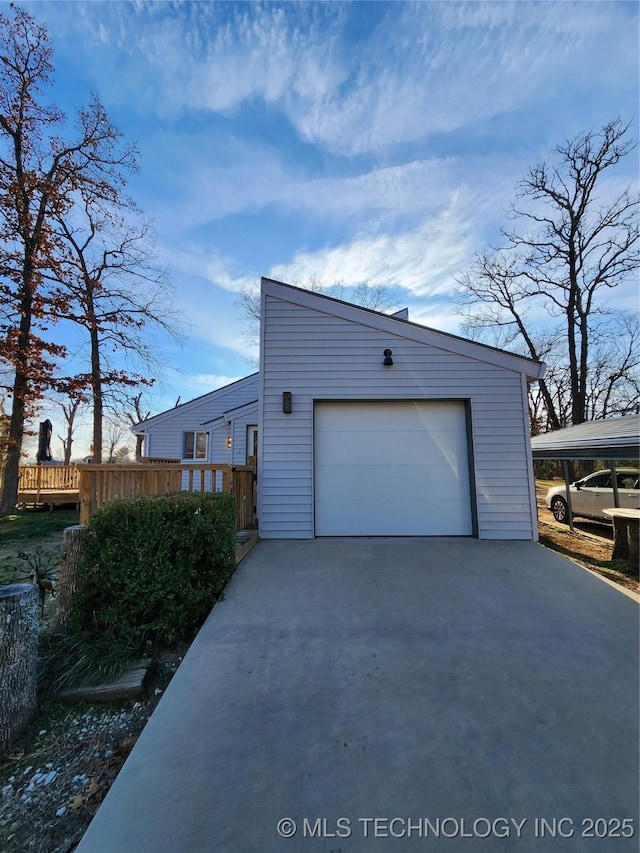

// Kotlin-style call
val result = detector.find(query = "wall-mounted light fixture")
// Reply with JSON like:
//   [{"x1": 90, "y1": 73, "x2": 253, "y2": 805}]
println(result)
[
  {"x1": 383, "y1": 348, "x2": 393, "y2": 366},
  {"x1": 226, "y1": 436, "x2": 232, "y2": 450},
  {"x1": 282, "y1": 391, "x2": 292, "y2": 414}
]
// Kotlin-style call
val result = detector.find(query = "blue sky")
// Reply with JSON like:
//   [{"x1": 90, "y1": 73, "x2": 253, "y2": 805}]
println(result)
[{"x1": 14, "y1": 0, "x2": 640, "y2": 457}]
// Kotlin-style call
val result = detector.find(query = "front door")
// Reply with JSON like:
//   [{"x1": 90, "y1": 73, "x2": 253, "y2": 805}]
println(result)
[{"x1": 246, "y1": 426, "x2": 258, "y2": 465}]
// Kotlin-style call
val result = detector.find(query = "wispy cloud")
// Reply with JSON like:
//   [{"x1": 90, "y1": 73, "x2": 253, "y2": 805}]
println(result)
[
  {"x1": 45, "y1": 2, "x2": 347, "y2": 120},
  {"x1": 44, "y1": 1, "x2": 637, "y2": 157},
  {"x1": 30, "y1": 0, "x2": 638, "y2": 404},
  {"x1": 291, "y1": 2, "x2": 636, "y2": 155},
  {"x1": 178, "y1": 373, "x2": 249, "y2": 397},
  {"x1": 153, "y1": 146, "x2": 462, "y2": 232},
  {"x1": 268, "y1": 194, "x2": 478, "y2": 299}
]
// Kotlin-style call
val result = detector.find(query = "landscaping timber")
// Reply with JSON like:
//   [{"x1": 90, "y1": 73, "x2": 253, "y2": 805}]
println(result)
[{"x1": 57, "y1": 660, "x2": 152, "y2": 704}]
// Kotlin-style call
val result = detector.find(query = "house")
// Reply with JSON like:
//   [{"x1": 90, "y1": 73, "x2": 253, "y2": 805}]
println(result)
[
  {"x1": 258, "y1": 277, "x2": 545, "y2": 540},
  {"x1": 133, "y1": 277, "x2": 545, "y2": 540},
  {"x1": 131, "y1": 372, "x2": 259, "y2": 466}
]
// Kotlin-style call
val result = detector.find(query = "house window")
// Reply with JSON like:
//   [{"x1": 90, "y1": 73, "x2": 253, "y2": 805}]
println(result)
[{"x1": 183, "y1": 431, "x2": 207, "y2": 460}]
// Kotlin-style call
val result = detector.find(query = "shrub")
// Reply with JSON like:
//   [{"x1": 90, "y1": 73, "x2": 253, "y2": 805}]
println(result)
[{"x1": 69, "y1": 492, "x2": 235, "y2": 650}]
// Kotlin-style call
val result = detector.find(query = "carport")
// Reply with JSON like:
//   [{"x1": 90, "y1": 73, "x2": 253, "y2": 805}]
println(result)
[{"x1": 530, "y1": 414, "x2": 640, "y2": 531}]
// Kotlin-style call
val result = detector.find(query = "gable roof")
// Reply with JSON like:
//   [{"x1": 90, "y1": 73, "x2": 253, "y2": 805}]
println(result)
[
  {"x1": 530, "y1": 415, "x2": 640, "y2": 460},
  {"x1": 261, "y1": 277, "x2": 545, "y2": 380},
  {"x1": 131, "y1": 373, "x2": 259, "y2": 433},
  {"x1": 201, "y1": 398, "x2": 259, "y2": 427}
]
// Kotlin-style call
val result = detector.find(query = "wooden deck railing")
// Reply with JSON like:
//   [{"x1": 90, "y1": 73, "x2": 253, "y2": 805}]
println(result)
[
  {"x1": 18, "y1": 464, "x2": 79, "y2": 497},
  {"x1": 76, "y1": 463, "x2": 256, "y2": 530}
]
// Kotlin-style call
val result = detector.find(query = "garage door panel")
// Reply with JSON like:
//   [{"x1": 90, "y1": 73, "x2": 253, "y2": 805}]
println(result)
[
  {"x1": 316, "y1": 498, "x2": 470, "y2": 536},
  {"x1": 314, "y1": 462, "x2": 470, "y2": 502},
  {"x1": 314, "y1": 401, "x2": 473, "y2": 536},
  {"x1": 315, "y1": 430, "x2": 467, "y2": 467},
  {"x1": 315, "y1": 401, "x2": 461, "y2": 432}
]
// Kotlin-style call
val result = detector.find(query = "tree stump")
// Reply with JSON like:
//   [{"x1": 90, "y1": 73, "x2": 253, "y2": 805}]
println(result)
[
  {"x1": 52, "y1": 525, "x2": 87, "y2": 633},
  {"x1": 611, "y1": 517, "x2": 629, "y2": 560},
  {"x1": 629, "y1": 521, "x2": 639, "y2": 567},
  {"x1": 0, "y1": 584, "x2": 39, "y2": 755}
]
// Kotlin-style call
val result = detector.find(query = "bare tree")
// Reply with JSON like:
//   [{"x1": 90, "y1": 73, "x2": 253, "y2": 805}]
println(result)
[
  {"x1": 112, "y1": 444, "x2": 131, "y2": 463},
  {"x1": 51, "y1": 390, "x2": 87, "y2": 464},
  {"x1": 122, "y1": 391, "x2": 150, "y2": 461},
  {"x1": 455, "y1": 119, "x2": 639, "y2": 430},
  {"x1": 584, "y1": 313, "x2": 640, "y2": 420},
  {"x1": 0, "y1": 6, "x2": 138, "y2": 513},
  {"x1": 456, "y1": 251, "x2": 565, "y2": 430},
  {"x1": 102, "y1": 411, "x2": 128, "y2": 463},
  {"x1": 54, "y1": 200, "x2": 182, "y2": 462},
  {"x1": 237, "y1": 275, "x2": 396, "y2": 355}
]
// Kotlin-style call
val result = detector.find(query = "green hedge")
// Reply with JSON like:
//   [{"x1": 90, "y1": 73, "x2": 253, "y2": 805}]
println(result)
[{"x1": 70, "y1": 492, "x2": 236, "y2": 650}]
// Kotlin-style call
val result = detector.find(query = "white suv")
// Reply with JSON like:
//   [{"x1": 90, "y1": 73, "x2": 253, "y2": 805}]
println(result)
[{"x1": 545, "y1": 468, "x2": 639, "y2": 524}]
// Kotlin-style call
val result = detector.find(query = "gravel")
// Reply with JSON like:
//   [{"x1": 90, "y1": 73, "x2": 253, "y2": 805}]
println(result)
[{"x1": 0, "y1": 651, "x2": 185, "y2": 852}]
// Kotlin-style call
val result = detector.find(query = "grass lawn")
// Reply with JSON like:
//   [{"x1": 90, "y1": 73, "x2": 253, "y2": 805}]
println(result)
[
  {"x1": 0, "y1": 506, "x2": 80, "y2": 544},
  {"x1": 0, "y1": 505, "x2": 79, "y2": 588}
]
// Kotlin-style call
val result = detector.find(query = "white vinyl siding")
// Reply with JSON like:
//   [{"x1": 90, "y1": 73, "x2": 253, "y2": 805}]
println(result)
[
  {"x1": 228, "y1": 403, "x2": 259, "y2": 465},
  {"x1": 208, "y1": 406, "x2": 258, "y2": 466},
  {"x1": 259, "y1": 290, "x2": 537, "y2": 540},
  {"x1": 209, "y1": 423, "x2": 232, "y2": 465},
  {"x1": 134, "y1": 374, "x2": 259, "y2": 462}
]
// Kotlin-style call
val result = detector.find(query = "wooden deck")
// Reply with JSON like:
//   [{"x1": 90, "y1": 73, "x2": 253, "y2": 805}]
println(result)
[
  {"x1": 15, "y1": 462, "x2": 256, "y2": 532},
  {"x1": 17, "y1": 488, "x2": 80, "y2": 508},
  {"x1": 17, "y1": 465, "x2": 80, "y2": 509}
]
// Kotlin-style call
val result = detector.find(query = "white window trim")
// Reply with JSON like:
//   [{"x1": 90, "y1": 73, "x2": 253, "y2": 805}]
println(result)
[{"x1": 182, "y1": 430, "x2": 208, "y2": 461}]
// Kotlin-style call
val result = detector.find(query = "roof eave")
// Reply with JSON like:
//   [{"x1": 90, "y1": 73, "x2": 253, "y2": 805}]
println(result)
[{"x1": 531, "y1": 443, "x2": 640, "y2": 460}]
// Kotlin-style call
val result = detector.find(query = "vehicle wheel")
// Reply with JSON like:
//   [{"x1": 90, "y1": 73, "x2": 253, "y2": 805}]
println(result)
[{"x1": 551, "y1": 496, "x2": 569, "y2": 524}]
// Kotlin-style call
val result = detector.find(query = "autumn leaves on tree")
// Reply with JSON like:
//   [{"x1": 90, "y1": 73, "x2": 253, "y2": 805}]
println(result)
[{"x1": 0, "y1": 6, "x2": 180, "y2": 514}]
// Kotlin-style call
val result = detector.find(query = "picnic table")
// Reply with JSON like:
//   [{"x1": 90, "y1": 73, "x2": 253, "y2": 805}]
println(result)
[{"x1": 602, "y1": 508, "x2": 640, "y2": 565}]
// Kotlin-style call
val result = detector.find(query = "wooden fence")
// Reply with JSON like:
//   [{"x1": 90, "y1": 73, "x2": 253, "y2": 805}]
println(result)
[
  {"x1": 76, "y1": 463, "x2": 256, "y2": 530},
  {"x1": 231, "y1": 467, "x2": 257, "y2": 532}
]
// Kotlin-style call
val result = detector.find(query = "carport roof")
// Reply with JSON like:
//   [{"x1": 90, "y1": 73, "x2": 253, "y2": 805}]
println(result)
[{"x1": 530, "y1": 414, "x2": 640, "y2": 460}]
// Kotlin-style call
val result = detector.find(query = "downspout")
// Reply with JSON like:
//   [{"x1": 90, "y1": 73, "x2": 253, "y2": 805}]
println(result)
[{"x1": 522, "y1": 372, "x2": 540, "y2": 542}]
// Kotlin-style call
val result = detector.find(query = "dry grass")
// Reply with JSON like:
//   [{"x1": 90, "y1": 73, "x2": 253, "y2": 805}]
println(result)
[{"x1": 536, "y1": 482, "x2": 638, "y2": 595}]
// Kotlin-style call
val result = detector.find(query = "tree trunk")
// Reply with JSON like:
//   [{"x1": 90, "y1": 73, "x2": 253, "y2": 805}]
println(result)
[
  {"x1": 0, "y1": 261, "x2": 34, "y2": 516},
  {"x1": 62, "y1": 436, "x2": 72, "y2": 466},
  {"x1": 52, "y1": 525, "x2": 87, "y2": 633},
  {"x1": 90, "y1": 326, "x2": 103, "y2": 463},
  {"x1": 0, "y1": 584, "x2": 39, "y2": 755},
  {"x1": 62, "y1": 405, "x2": 75, "y2": 465},
  {"x1": 0, "y1": 361, "x2": 30, "y2": 516},
  {"x1": 0, "y1": 444, "x2": 21, "y2": 517}
]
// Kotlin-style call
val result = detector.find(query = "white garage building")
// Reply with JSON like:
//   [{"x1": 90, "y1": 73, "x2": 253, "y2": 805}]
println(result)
[{"x1": 258, "y1": 278, "x2": 545, "y2": 540}]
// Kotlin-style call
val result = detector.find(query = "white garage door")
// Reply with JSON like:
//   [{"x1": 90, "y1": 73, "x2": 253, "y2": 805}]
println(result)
[{"x1": 314, "y1": 401, "x2": 473, "y2": 536}]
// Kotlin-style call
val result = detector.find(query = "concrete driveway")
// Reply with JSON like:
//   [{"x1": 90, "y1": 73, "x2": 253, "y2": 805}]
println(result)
[{"x1": 77, "y1": 538, "x2": 639, "y2": 852}]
